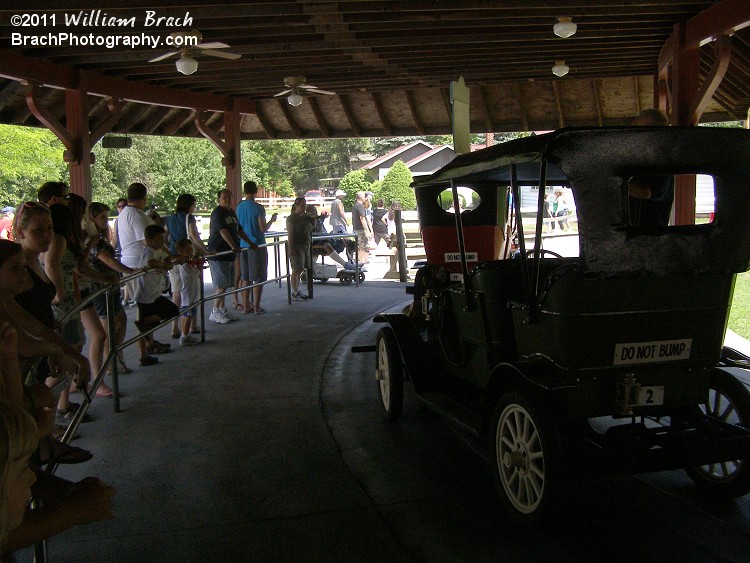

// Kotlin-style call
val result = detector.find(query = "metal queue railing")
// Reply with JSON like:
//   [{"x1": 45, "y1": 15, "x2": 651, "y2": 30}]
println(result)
[
  {"x1": 51, "y1": 238, "x2": 290, "y2": 453},
  {"x1": 31, "y1": 238, "x2": 288, "y2": 562}
]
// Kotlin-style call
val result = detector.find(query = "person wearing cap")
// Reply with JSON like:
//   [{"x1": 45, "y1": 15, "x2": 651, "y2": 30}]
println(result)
[
  {"x1": 330, "y1": 190, "x2": 348, "y2": 234},
  {"x1": 0, "y1": 207, "x2": 14, "y2": 240}
]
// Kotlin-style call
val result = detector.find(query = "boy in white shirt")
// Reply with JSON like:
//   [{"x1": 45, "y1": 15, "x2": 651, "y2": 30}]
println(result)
[
  {"x1": 134, "y1": 225, "x2": 180, "y2": 365},
  {"x1": 174, "y1": 238, "x2": 202, "y2": 346}
]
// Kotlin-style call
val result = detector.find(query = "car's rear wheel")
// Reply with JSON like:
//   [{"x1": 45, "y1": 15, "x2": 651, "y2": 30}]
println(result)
[
  {"x1": 491, "y1": 392, "x2": 557, "y2": 523},
  {"x1": 685, "y1": 369, "x2": 750, "y2": 498},
  {"x1": 375, "y1": 328, "x2": 404, "y2": 421}
]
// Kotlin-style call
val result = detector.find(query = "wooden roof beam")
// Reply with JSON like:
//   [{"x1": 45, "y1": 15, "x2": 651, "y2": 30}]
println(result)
[
  {"x1": 276, "y1": 99, "x2": 302, "y2": 138},
  {"x1": 253, "y1": 105, "x2": 277, "y2": 139},
  {"x1": 515, "y1": 84, "x2": 529, "y2": 131},
  {"x1": 162, "y1": 109, "x2": 196, "y2": 137},
  {"x1": 117, "y1": 103, "x2": 149, "y2": 133},
  {"x1": 592, "y1": 80, "x2": 603, "y2": 126},
  {"x1": 552, "y1": 81, "x2": 564, "y2": 128},
  {"x1": 307, "y1": 96, "x2": 331, "y2": 138},
  {"x1": 478, "y1": 86, "x2": 494, "y2": 133},
  {"x1": 405, "y1": 90, "x2": 425, "y2": 135},
  {"x1": 141, "y1": 107, "x2": 172, "y2": 135},
  {"x1": 339, "y1": 94, "x2": 362, "y2": 137},
  {"x1": 370, "y1": 92, "x2": 392, "y2": 136},
  {"x1": 0, "y1": 50, "x2": 256, "y2": 115}
]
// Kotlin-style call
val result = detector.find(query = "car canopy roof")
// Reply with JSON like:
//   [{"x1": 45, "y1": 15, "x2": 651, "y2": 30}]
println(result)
[{"x1": 414, "y1": 127, "x2": 750, "y2": 277}]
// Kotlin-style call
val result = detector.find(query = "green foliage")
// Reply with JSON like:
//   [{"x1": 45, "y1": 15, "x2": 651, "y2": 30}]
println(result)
[
  {"x1": 729, "y1": 271, "x2": 750, "y2": 340},
  {"x1": 379, "y1": 160, "x2": 415, "y2": 210},
  {"x1": 338, "y1": 169, "x2": 372, "y2": 209},
  {"x1": 0, "y1": 125, "x2": 67, "y2": 206}
]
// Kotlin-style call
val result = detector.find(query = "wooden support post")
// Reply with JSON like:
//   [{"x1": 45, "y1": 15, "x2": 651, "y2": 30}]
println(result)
[
  {"x1": 65, "y1": 87, "x2": 92, "y2": 200},
  {"x1": 671, "y1": 22, "x2": 700, "y2": 225},
  {"x1": 224, "y1": 104, "x2": 242, "y2": 202}
]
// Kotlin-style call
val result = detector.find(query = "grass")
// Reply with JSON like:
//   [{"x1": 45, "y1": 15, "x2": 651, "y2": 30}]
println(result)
[{"x1": 728, "y1": 271, "x2": 750, "y2": 340}]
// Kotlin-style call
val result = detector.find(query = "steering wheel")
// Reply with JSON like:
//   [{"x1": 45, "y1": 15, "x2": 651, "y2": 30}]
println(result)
[{"x1": 526, "y1": 249, "x2": 563, "y2": 259}]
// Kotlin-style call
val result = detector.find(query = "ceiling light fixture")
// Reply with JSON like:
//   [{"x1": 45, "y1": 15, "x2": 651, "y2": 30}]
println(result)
[
  {"x1": 553, "y1": 16, "x2": 577, "y2": 38},
  {"x1": 552, "y1": 60, "x2": 569, "y2": 77},
  {"x1": 175, "y1": 55, "x2": 198, "y2": 75},
  {"x1": 287, "y1": 92, "x2": 304, "y2": 106}
]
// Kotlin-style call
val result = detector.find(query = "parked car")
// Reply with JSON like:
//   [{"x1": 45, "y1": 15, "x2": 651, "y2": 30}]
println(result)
[
  {"x1": 303, "y1": 190, "x2": 324, "y2": 207},
  {"x1": 371, "y1": 127, "x2": 750, "y2": 524}
]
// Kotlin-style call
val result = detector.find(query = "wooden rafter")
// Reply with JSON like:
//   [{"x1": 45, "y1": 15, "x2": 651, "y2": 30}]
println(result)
[
  {"x1": 515, "y1": 84, "x2": 529, "y2": 131},
  {"x1": 552, "y1": 82, "x2": 564, "y2": 129},
  {"x1": 162, "y1": 109, "x2": 196, "y2": 137},
  {"x1": 339, "y1": 94, "x2": 362, "y2": 137},
  {"x1": 591, "y1": 80, "x2": 603, "y2": 126},
  {"x1": 478, "y1": 86, "x2": 494, "y2": 133},
  {"x1": 253, "y1": 105, "x2": 276, "y2": 139},
  {"x1": 370, "y1": 92, "x2": 392, "y2": 136},
  {"x1": 307, "y1": 97, "x2": 330, "y2": 138},
  {"x1": 405, "y1": 90, "x2": 425, "y2": 135},
  {"x1": 277, "y1": 99, "x2": 302, "y2": 138}
]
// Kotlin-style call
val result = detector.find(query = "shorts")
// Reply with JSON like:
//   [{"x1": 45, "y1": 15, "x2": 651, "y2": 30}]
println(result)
[
  {"x1": 180, "y1": 305, "x2": 195, "y2": 318},
  {"x1": 137, "y1": 295, "x2": 180, "y2": 322},
  {"x1": 92, "y1": 291, "x2": 124, "y2": 319},
  {"x1": 170, "y1": 269, "x2": 183, "y2": 297},
  {"x1": 53, "y1": 305, "x2": 85, "y2": 348},
  {"x1": 207, "y1": 257, "x2": 235, "y2": 290},
  {"x1": 289, "y1": 246, "x2": 311, "y2": 272},
  {"x1": 355, "y1": 230, "x2": 370, "y2": 252},
  {"x1": 240, "y1": 247, "x2": 268, "y2": 283}
]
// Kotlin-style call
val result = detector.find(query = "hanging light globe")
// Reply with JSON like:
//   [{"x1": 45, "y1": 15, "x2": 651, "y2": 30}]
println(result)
[
  {"x1": 552, "y1": 60, "x2": 570, "y2": 77},
  {"x1": 553, "y1": 17, "x2": 577, "y2": 39}
]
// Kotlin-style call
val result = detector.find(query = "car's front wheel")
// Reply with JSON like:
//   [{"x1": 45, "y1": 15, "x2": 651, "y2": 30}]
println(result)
[
  {"x1": 375, "y1": 328, "x2": 404, "y2": 421},
  {"x1": 685, "y1": 369, "x2": 750, "y2": 498},
  {"x1": 491, "y1": 392, "x2": 557, "y2": 523}
]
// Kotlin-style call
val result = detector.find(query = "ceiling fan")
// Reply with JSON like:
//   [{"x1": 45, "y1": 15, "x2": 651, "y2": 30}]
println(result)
[
  {"x1": 148, "y1": 30, "x2": 241, "y2": 75},
  {"x1": 273, "y1": 76, "x2": 335, "y2": 106}
]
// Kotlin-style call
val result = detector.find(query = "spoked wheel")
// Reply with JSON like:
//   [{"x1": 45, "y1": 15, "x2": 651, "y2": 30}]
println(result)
[
  {"x1": 491, "y1": 392, "x2": 558, "y2": 523},
  {"x1": 375, "y1": 327, "x2": 404, "y2": 421},
  {"x1": 685, "y1": 369, "x2": 750, "y2": 498}
]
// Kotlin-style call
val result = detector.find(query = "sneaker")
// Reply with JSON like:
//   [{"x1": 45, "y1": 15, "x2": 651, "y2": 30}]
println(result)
[
  {"x1": 292, "y1": 291, "x2": 309, "y2": 301},
  {"x1": 220, "y1": 308, "x2": 237, "y2": 321},
  {"x1": 209, "y1": 308, "x2": 230, "y2": 324},
  {"x1": 179, "y1": 334, "x2": 198, "y2": 347},
  {"x1": 344, "y1": 261, "x2": 366, "y2": 271}
]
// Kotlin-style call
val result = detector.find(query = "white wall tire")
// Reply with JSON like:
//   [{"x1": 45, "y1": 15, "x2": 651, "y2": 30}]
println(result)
[
  {"x1": 375, "y1": 328, "x2": 404, "y2": 421},
  {"x1": 491, "y1": 392, "x2": 557, "y2": 523}
]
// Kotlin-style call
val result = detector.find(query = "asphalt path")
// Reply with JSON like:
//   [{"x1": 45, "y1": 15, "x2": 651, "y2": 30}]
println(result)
[{"x1": 322, "y1": 312, "x2": 750, "y2": 562}]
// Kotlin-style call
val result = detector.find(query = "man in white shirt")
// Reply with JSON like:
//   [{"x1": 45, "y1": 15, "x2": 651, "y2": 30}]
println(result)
[{"x1": 117, "y1": 182, "x2": 154, "y2": 303}]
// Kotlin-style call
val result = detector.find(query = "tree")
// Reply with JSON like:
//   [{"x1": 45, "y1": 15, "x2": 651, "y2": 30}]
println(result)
[
  {"x1": 0, "y1": 125, "x2": 67, "y2": 206},
  {"x1": 379, "y1": 160, "x2": 415, "y2": 210},
  {"x1": 338, "y1": 169, "x2": 372, "y2": 209}
]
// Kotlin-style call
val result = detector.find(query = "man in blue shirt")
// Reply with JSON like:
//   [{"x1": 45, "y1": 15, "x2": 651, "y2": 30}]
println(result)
[{"x1": 235, "y1": 181, "x2": 277, "y2": 314}]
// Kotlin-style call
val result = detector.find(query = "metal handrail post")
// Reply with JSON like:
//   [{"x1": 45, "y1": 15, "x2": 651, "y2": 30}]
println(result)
[{"x1": 106, "y1": 286, "x2": 122, "y2": 413}]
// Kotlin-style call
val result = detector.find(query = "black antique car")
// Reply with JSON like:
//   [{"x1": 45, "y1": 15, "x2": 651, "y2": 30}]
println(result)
[{"x1": 372, "y1": 127, "x2": 750, "y2": 523}]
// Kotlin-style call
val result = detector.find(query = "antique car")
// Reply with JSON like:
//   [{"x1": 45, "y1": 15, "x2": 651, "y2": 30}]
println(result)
[{"x1": 372, "y1": 127, "x2": 750, "y2": 523}]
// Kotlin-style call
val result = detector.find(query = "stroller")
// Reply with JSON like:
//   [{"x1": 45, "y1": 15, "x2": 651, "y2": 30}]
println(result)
[{"x1": 308, "y1": 211, "x2": 365, "y2": 285}]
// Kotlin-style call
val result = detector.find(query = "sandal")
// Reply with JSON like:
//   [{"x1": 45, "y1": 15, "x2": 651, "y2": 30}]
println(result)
[
  {"x1": 190, "y1": 326, "x2": 201, "y2": 334},
  {"x1": 140, "y1": 355, "x2": 158, "y2": 366},
  {"x1": 171, "y1": 331, "x2": 181, "y2": 339},
  {"x1": 38, "y1": 437, "x2": 93, "y2": 465},
  {"x1": 95, "y1": 388, "x2": 114, "y2": 398},
  {"x1": 232, "y1": 302, "x2": 243, "y2": 310},
  {"x1": 254, "y1": 307, "x2": 266, "y2": 315},
  {"x1": 241, "y1": 304, "x2": 255, "y2": 314}
]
